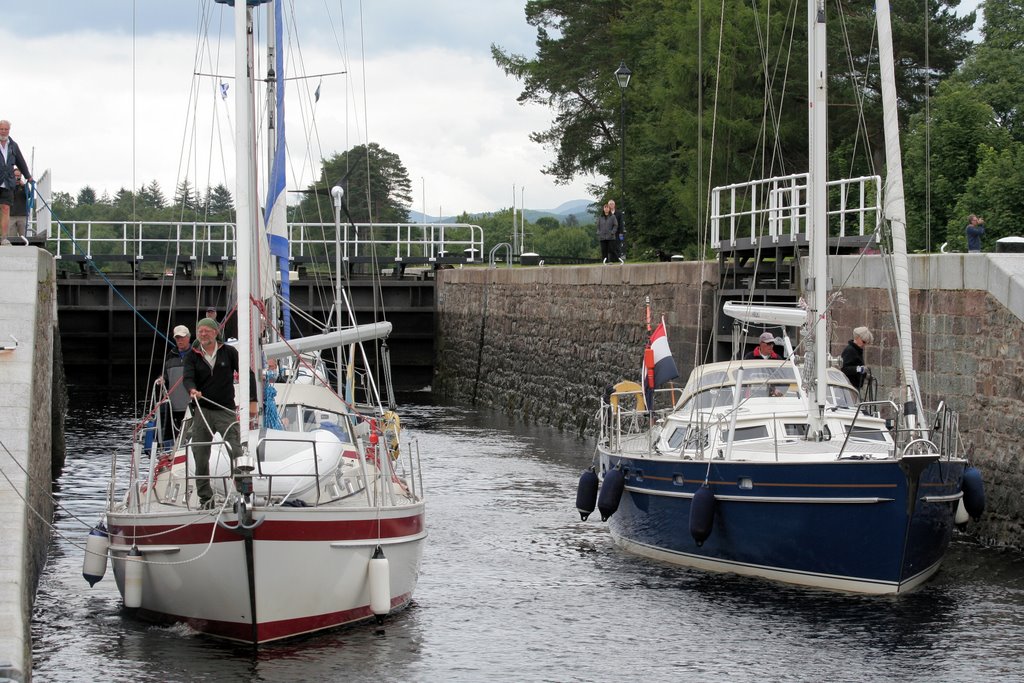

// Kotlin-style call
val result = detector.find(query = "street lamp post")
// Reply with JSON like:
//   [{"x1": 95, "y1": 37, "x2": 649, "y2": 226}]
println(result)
[{"x1": 614, "y1": 61, "x2": 631, "y2": 258}]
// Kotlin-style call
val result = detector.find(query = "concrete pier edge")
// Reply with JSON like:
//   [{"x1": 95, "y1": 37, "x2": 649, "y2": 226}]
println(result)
[{"x1": 0, "y1": 247, "x2": 58, "y2": 682}]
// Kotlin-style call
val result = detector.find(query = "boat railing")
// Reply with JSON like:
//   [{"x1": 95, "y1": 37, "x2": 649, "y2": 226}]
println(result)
[
  {"x1": 838, "y1": 400, "x2": 900, "y2": 457},
  {"x1": 48, "y1": 219, "x2": 485, "y2": 265},
  {"x1": 601, "y1": 387, "x2": 677, "y2": 453},
  {"x1": 710, "y1": 173, "x2": 881, "y2": 249}
]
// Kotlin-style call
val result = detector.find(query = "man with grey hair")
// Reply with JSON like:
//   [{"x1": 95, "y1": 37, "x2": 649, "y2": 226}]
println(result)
[
  {"x1": 841, "y1": 326, "x2": 873, "y2": 391},
  {"x1": 0, "y1": 120, "x2": 33, "y2": 246}
]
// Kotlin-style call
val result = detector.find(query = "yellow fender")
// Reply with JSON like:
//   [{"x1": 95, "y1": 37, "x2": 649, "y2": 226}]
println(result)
[
  {"x1": 609, "y1": 380, "x2": 646, "y2": 412},
  {"x1": 382, "y1": 410, "x2": 401, "y2": 460}
]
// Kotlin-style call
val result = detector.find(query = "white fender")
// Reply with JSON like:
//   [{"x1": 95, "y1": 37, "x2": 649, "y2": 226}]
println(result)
[
  {"x1": 82, "y1": 524, "x2": 109, "y2": 587},
  {"x1": 368, "y1": 546, "x2": 391, "y2": 616},
  {"x1": 124, "y1": 547, "x2": 144, "y2": 608},
  {"x1": 955, "y1": 498, "x2": 969, "y2": 525}
]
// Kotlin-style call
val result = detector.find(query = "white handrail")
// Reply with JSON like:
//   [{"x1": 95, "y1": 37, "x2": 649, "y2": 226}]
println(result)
[{"x1": 49, "y1": 220, "x2": 485, "y2": 263}]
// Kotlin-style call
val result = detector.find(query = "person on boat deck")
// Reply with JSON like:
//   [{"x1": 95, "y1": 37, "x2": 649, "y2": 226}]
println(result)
[
  {"x1": 841, "y1": 326, "x2": 873, "y2": 390},
  {"x1": 205, "y1": 306, "x2": 218, "y2": 321},
  {"x1": 183, "y1": 317, "x2": 257, "y2": 509},
  {"x1": 155, "y1": 325, "x2": 193, "y2": 442},
  {"x1": 596, "y1": 203, "x2": 619, "y2": 263},
  {"x1": 744, "y1": 331, "x2": 780, "y2": 360},
  {"x1": 965, "y1": 214, "x2": 985, "y2": 253},
  {"x1": 0, "y1": 120, "x2": 34, "y2": 247}
]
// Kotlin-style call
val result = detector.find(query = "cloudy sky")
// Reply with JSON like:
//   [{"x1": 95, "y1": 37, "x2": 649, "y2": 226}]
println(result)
[
  {"x1": 3, "y1": 0, "x2": 597, "y2": 217},
  {"x1": 4, "y1": 1, "x2": 982, "y2": 218}
]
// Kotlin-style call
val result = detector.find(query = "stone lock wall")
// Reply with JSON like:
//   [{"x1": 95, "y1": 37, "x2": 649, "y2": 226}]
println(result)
[
  {"x1": 434, "y1": 263, "x2": 716, "y2": 434},
  {"x1": 435, "y1": 256, "x2": 1023, "y2": 549}
]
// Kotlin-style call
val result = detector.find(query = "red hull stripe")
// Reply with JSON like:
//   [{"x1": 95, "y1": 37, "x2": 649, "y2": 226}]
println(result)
[
  {"x1": 137, "y1": 592, "x2": 412, "y2": 643},
  {"x1": 109, "y1": 514, "x2": 424, "y2": 545}
]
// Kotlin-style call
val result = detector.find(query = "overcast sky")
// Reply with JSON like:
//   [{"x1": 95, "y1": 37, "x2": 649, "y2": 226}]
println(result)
[
  {"x1": 4, "y1": 1, "x2": 982, "y2": 217},
  {"x1": 3, "y1": 0, "x2": 597, "y2": 216}
]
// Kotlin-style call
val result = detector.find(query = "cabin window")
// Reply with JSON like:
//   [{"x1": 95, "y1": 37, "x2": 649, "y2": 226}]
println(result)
[
  {"x1": 845, "y1": 425, "x2": 887, "y2": 441},
  {"x1": 829, "y1": 385, "x2": 860, "y2": 408},
  {"x1": 720, "y1": 425, "x2": 770, "y2": 442},
  {"x1": 680, "y1": 388, "x2": 734, "y2": 413},
  {"x1": 741, "y1": 366, "x2": 797, "y2": 383},
  {"x1": 784, "y1": 423, "x2": 809, "y2": 437},
  {"x1": 665, "y1": 427, "x2": 688, "y2": 449}
]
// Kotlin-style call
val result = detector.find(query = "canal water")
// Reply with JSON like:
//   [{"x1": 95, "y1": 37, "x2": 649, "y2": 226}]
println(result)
[{"x1": 31, "y1": 389, "x2": 1024, "y2": 682}]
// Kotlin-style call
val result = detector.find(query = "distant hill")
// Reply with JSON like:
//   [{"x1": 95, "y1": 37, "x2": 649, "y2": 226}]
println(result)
[{"x1": 409, "y1": 198, "x2": 594, "y2": 225}]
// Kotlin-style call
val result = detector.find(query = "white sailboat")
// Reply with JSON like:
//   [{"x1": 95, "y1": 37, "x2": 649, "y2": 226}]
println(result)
[
  {"x1": 582, "y1": 0, "x2": 985, "y2": 594},
  {"x1": 83, "y1": 0, "x2": 426, "y2": 643}
]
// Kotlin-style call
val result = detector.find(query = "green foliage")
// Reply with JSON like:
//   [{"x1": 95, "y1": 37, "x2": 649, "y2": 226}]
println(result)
[
  {"x1": 903, "y1": 83, "x2": 1011, "y2": 250},
  {"x1": 205, "y1": 184, "x2": 234, "y2": 220},
  {"x1": 296, "y1": 143, "x2": 412, "y2": 224},
  {"x1": 494, "y1": 0, "x2": 979, "y2": 255},
  {"x1": 948, "y1": 1, "x2": 1024, "y2": 143},
  {"x1": 76, "y1": 186, "x2": 97, "y2": 206},
  {"x1": 944, "y1": 141, "x2": 1024, "y2": 250}
]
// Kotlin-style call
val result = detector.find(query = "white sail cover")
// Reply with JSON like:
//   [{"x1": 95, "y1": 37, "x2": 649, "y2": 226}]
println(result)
[{"x1": 262, "y1": 322, "x2": 392, "y2": 360}]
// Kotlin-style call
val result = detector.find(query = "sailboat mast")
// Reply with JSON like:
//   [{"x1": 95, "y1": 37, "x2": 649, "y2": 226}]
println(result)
[
  {"x1": 808, "y1": 0, "x2": 829, "y2": 425},
  {"x1": 266, "y1": 0, "x2": 291, "y2": 339},
  {"x1": 876, "y1": 0, "x2": 925, "y2": 429},
  {"x1": 234, "y1": 0, "x2": 255, "y2": 445}
]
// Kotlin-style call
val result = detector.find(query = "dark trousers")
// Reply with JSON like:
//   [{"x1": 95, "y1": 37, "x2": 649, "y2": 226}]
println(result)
[
  {"x1": 189, "y1": 407, "x2": 240, "y2": 503},
  {"x1": 600, "y1": 240, "x2": 617, "y2": 261}
]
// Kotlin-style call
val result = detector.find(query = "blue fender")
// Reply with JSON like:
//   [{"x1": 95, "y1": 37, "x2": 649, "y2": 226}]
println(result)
[
  {"x1": 598, "y1": 467, "x2": 625, "y2": 522},
  {"x1": 962, "y1": 466, "x2": 985, "y2": 520},
  {"x1": 575, "y1": 468, "x2": 599, "y2": 521},
  {"x1": 690, "y1": 484, "x2": 716, "y2": 546}
]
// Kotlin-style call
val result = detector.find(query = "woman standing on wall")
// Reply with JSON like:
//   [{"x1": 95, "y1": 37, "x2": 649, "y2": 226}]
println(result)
[{"x1": 597, "y1": 203, "x2": 618, "y2": 264}]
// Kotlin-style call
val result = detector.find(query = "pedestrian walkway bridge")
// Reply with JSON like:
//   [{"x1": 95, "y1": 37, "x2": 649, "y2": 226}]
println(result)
[{"x1": 46, "y1": 220, "x2": 485, "y2": 279}]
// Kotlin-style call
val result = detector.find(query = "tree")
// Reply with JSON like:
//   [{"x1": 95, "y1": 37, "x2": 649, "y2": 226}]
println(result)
[
  {"x1": 206, "y1": 183, "x2": 234, "y2": 219},
  {"x1": 493, "y1": 0, "x2": 976, "y2": 255},
  {"x1": 138, "y1": 181, "x2": 167, "y2": 211},
  {"x1": 298, "y1": 143, "x2": 412, "y2": 224},
  {"x1": 52, "y1": 191, "x2": 75, "y2": 216},
  {"x1": 902, "y1": 83, "x2": 1010, "y2": 251},
  {"x1": 112, "y1": 187, "x2": 136, "y2": 215},
  {"x1": 944, "y1": 141, "x2": 1024, "y2": 250},
  {"x1": 173, "y1": 179, "x2": 200, "y2": 215},
  {"x1": 946, "y1": 0, "x2": 1024, "y2": 143},
  {"x1": 76, "y1": 186, "x2": 97, "y2": 206}
]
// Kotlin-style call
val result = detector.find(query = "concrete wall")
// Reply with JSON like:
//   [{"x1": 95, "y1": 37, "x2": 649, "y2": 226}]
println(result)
[
  {"x1": 0, "y1": 248, "x2": 57, "y2": 682},
  {"x1": 435, "y1": 255, "x2": 1024, "y2": 549}
]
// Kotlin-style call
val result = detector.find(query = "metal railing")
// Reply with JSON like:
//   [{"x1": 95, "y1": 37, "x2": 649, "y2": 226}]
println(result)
[
  {"x1": 711, "y1": 173, "x2": 882, "y2": 249},
  {"x1": 49, "y1": 220, "x2": 485, "y2": 264}
]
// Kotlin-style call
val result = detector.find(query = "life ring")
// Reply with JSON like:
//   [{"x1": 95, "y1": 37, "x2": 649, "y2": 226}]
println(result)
[
  {"x1": 609, "y1": 380, "x2": 646, "y2": 412},
  {"x1": 382, "y1": 410, "x2": 401, "y2": 460}
]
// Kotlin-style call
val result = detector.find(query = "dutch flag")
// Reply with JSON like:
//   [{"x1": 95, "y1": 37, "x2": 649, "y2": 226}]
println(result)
[{"x1": 642, "y1": 319, "x2": 679, "y2": 390}]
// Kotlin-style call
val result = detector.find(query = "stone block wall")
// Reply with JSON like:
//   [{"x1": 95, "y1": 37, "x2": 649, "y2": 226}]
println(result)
[{"x1": 434, "y1": 263, "x2": 716, "y2": 434}]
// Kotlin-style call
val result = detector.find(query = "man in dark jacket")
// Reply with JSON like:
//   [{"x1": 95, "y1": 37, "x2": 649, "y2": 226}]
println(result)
[
  {"x1": 841, "y1": 326, "x2": 873, "y2": 391},
  {"x1": 183, "y1": 317, "x2": 257, "y2": 508},
  {"x1": 157, "y1": 325, "x2": 192, "y2": 442},
  {"x1": 0, "y1": 120, "x2": 33, "y2": 246}
]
